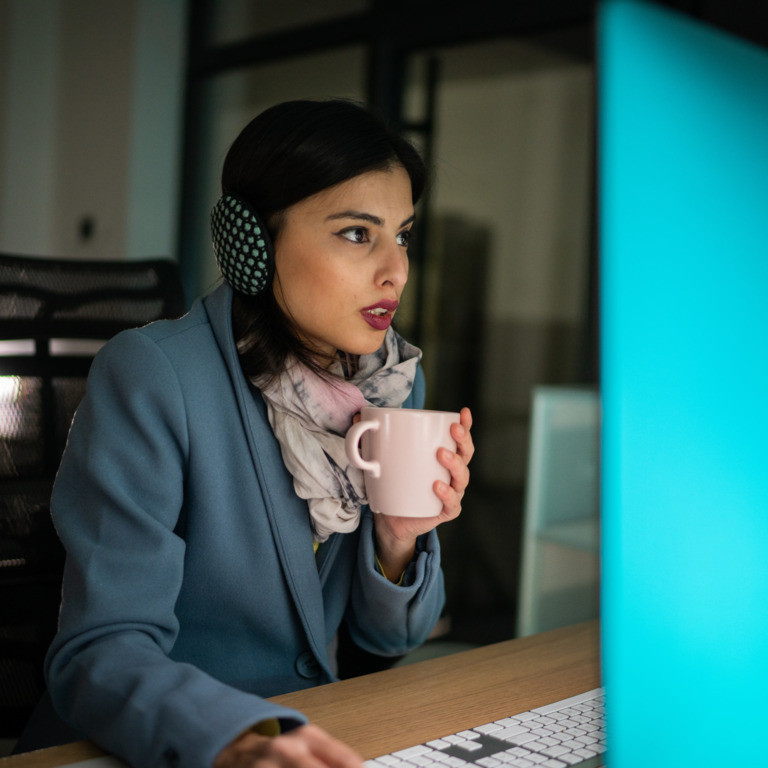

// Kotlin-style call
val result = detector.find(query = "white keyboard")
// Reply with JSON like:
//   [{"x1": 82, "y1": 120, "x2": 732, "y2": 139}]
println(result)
[{"x1": 365, "y1": 688, "x2": 606, "y2": 768}]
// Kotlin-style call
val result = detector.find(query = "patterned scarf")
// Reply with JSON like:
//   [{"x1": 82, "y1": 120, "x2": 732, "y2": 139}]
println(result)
[{"x1": 255, "y1": 329, "x2": 421, "y2": 542}]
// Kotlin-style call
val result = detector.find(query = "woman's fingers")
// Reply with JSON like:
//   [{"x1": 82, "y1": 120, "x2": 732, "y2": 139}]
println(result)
[{"x1": 215, "y1": 724, "x2": 364, "y2": 768}]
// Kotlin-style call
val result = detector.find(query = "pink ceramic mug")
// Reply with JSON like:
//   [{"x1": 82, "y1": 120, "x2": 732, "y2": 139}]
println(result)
[{"x1": 345, "y1": 406, "x2": 460, "y2": 517}]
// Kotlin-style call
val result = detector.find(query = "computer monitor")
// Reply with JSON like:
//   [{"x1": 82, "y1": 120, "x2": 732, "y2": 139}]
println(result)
[{"x1": 598, "y1": 1, "x2": 768, "y2": 766}]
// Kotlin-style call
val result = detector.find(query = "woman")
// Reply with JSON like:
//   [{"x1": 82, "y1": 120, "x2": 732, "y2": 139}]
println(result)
[{"x1": 20, "y1": 99, "x2": 474, "y2": 768}]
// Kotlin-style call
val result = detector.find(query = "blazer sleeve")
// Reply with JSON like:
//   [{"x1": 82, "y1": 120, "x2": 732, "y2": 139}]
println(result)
[
  {"x1": 346, "y1": 516, "x2": 445, "y2": 656},
  {"x1": 45, "y1": 331, "x2": 306, "y2": 768}
]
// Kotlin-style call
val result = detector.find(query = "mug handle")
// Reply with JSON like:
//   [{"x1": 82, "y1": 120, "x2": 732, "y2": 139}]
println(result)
[{"x1": 345, "y1": 419, "x2": 381, "y2": 479}]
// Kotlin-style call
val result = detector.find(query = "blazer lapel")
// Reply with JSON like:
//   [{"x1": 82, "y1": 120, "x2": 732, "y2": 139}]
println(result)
[{"x1": 203, "y1": 287, "x2": 330, "y2": 671}]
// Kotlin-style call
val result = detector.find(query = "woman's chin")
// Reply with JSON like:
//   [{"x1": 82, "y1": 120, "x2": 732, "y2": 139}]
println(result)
[{"x1": 345, "y1": 335, "x2": 388, "y2": 358}]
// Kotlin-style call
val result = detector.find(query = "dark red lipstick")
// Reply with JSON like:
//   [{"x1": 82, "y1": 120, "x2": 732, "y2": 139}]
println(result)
[{"x1": 361, "y1": 299, "x2": 398, "y2": 331}]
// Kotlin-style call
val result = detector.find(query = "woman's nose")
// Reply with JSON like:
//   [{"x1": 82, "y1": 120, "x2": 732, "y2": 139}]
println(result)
[{"x1": 377, "y1": 240, "x2": 409, "y2": 289}]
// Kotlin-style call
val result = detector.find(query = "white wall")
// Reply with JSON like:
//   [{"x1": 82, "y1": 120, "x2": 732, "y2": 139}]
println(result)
[
  {"x1": 416, "y1": 39, "x2": 593, "y2": 325},
  {"x1": 125, "y1": 0, "x2": 188, "y2": 260},
  {"x1": 0, "y1": 0, "x2": 187, "y2": 261},
  {"x1": 0, "y1": 0, "x2": 61, "y2": 256}
]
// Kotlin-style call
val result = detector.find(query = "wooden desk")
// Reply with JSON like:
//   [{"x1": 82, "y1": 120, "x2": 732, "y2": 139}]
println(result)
[{"x1": 2, "y1": 621, "x2": 600, "y2": 768}]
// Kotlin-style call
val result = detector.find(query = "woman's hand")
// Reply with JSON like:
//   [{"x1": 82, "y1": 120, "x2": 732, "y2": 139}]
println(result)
[
  {"x1": 214, "y1": 724, "x2": 364, "y2": 768},
  {"x1": 373, "y1": 407, "x2": 474, "y2": 581}
]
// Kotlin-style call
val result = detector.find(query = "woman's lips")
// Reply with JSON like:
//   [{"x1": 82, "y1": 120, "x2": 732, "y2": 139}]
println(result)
[{"x1": 361, "y1": 300, "x2": 398, "y2": 331}]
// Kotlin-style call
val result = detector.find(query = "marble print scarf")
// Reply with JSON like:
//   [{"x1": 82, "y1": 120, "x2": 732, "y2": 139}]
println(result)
[{"x1": 255, "y1": 328, "x2": 421, "y2": 542}]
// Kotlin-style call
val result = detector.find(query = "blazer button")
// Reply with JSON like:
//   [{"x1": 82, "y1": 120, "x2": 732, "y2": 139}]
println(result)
[{"x1": 295, "y1": 650, "x2": 321, "y2": 679}]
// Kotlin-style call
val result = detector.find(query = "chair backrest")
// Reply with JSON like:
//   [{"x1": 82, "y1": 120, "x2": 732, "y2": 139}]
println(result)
[
  {"x1": 517, "y1": 386, "x2": 600, "y2": 636},
  {"x1": 0, "y1": 252, "x2": 185, "y2": 737},
  {"x1": 524, "y1": 386, "x2": 600, "y2": 530}
]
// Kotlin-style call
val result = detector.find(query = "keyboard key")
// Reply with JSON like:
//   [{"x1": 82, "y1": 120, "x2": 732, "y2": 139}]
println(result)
[
  {"x1": 408, "y1": 756, "x2": 437, "y2": 766},
  {"x1": 540, "y1": 746, "x2": 569, "y2": 759},
  {"x1": 507, "y1": 748, "x2": 532, "y2": 758},
  {"x1": 559, "y1": 740, "x2": 585, "y2": 751},
  {"x1": 494, "y1": 718, "x2": 520, "y2": 727},
  {"x1": 393, "y1": 746, "x2": 433, "y2": 759},
  {"x1": 524, "y1": 741, "x2": 548, "y2": 752},
  {"x1": 559, "y1": 756, "x2": 587, "y2": 766},
  {"x1": 569, "y1": 715, "x2": 591, "y2": 725},
  {"x1": 427, "y1": 740, "x2": 452, "y2": 750},
  {"x1": 475, "y1": 724, "x2": 503, "y2": 735},
  {"x1": 504, "y1": 731, "x2": 540, "y2": 746}
]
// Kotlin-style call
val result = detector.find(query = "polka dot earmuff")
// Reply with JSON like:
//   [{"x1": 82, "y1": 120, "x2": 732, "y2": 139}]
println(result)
[{"x1": 210, "y1": 193, "x2": 274, "y2": 296}]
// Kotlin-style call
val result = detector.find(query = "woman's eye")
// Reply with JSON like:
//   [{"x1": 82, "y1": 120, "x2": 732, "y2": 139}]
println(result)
[
  {"x1": 339, "y1": 227, "x2": 368, "y2": 243},
  {"x1": 397, "y1": 230, "x2": 411, "y2": 247}
]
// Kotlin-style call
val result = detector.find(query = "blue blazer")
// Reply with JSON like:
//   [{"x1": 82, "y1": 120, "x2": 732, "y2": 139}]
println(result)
[{"x1": 29, "y1": 285, "x2": 445, "y2": 768}]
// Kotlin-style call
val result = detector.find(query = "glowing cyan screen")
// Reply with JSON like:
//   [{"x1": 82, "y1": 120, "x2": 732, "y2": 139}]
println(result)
[{"x1": 599, "y1": 1, "x2": 768, "y2": 766}]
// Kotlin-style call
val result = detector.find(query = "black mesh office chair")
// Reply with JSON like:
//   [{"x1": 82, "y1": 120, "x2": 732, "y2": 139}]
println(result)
[{"x1": 0, "y1": 253, "x2": 186, "y2": 738}]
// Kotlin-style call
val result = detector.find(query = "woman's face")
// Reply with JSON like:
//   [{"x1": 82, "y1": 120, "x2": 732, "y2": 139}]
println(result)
[{"x1": 273, "y1": 165, "x2": 414, "y2": 363}]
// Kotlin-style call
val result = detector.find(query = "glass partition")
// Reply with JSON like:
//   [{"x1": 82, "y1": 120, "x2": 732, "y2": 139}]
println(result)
[{"x1": 400, "y1": 37, "x2": 595, "y2": 643}]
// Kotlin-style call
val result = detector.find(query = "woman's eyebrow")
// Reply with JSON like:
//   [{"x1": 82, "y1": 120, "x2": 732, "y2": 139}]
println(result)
[
  {"x1": 326, "y1": 211, "x2": 415, "y2": 228},
  {"x1": 326, "y1": 211, "x2": 383, "y2": 226}
]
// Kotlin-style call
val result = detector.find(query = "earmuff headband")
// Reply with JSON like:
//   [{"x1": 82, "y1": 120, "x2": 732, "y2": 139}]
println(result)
[{"x1": 211, "y1": 193, "x2": 274, "y2": 296}]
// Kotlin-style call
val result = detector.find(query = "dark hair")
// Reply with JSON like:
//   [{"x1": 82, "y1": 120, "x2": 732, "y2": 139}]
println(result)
[{"x1": 224, "y1": 99, "x2": 426, "y2": 383}]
